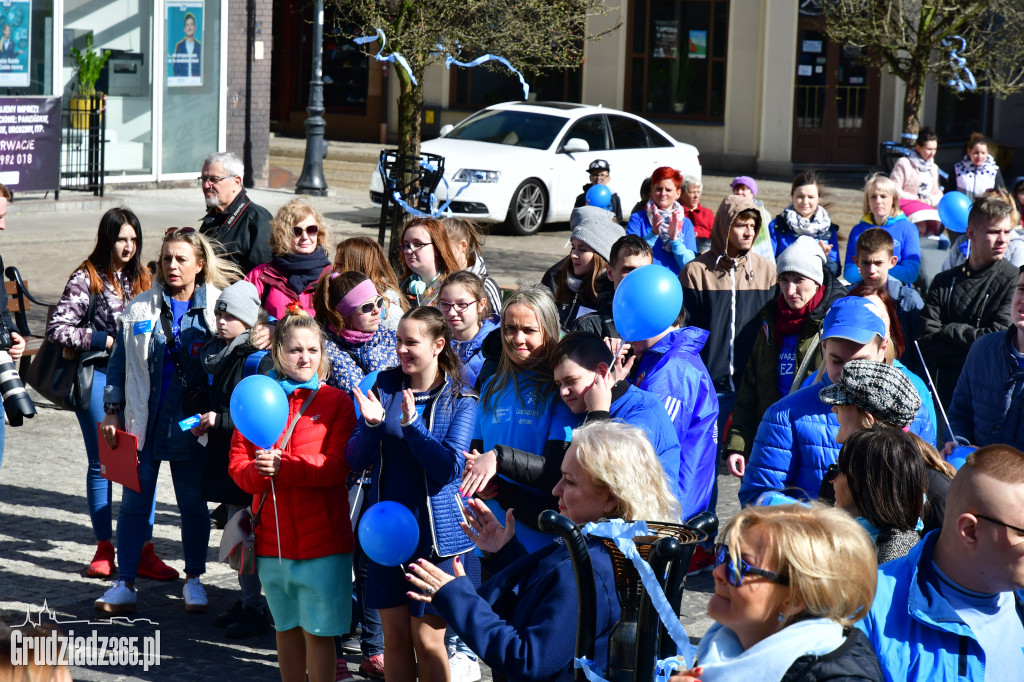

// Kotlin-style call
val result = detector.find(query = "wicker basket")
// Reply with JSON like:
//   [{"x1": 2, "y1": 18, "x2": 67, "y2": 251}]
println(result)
[{"x1": 600, "y1": 521, "x2": 705, "y2": 607}]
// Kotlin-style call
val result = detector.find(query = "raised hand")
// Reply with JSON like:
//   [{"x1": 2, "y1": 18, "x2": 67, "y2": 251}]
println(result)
[
  {"x1": 584, "y1": 367, "x2": 615, "y2": 413},
  {"x1": 400, "y1": 389, "x2": 417, "y2": 425},
  {"x1": 352, "y1": 386, "x2": 385, "y2": 425},
  {"x1": 460, "y1": 449, "x2": 498, "y2": 498},
  {"x1": 666, "y1": 211, "x2": 682, "y2": 242},
  {"x1": 405, "y1": 556, "x2": 464, "y2": 603},
  {"x1": 460, "y1": 498, "x2": 515, "y2": 554}
]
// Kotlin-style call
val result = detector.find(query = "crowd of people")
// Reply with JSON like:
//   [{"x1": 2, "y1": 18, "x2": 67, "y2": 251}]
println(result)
[{"x1": 1, "y1": 140, "x2": 1023, "y2": 682}]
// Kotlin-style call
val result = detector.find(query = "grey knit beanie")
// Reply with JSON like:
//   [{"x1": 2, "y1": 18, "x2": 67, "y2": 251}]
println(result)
[
  {"x1": 569, "y1": 206, "x2": 625, "y2": 262},
  {"x1": 215, "y1": 280, "x2": 261, "y2": 327},
  {"x1": 776, "y1": 235, "x2": 826, "y2": 285}
]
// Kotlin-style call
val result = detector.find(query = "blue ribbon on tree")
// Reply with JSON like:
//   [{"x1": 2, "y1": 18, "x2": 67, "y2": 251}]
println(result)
[
  {"x1": 354, "y1": 28, "x2": 417, "y2": 86},
  {"x1": 445, "y1": 53, "x2": 530, "y2": 100},
  {"x1": 942, "y1": 35, "x2": 976, "y2": 93},
  {"x1": 376, "y1": 156, "x2": 474, "y2": 218}
]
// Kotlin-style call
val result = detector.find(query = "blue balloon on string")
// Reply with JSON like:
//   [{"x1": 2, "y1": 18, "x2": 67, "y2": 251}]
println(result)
[
  {"x1": 585, "y1": 184, "x2": 612, "y2": 210},
  {"x1": 353, "y1": 370, "x2": 381, "y2": 419},
  {"x1": 229, "y1": 375, "x2": 289, "y2": 449},
  {"x1": 612, "y1": 265, "x2": 683, "y2": 342},
  {"x1": 948, "y1": 445, "x2": 977, "y2": 470},
  {"x1": 359, "y1": 501, "x2": 420, "y2": 566},
  {"x1": 938, "y1": 191, "x2": 971, "y2": 233}
]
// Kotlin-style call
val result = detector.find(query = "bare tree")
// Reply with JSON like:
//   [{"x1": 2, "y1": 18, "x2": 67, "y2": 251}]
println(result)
[{"x1": 821, "y1": 0, "x2": 1024, "y2": 135}]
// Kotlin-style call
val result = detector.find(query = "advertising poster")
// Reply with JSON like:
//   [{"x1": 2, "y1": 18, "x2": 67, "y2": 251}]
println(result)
[
  {"x1": 0, "y1": 1, "x2": 31, "y2": 88},
  {"x1": 0, "y1": 97, "x2": 62, "y2": 191},
  {"x1": 688, "y1": 30, "x2": 707, "y2": 59},
  {"x1": 167, "y1": 1, "x2": 203, "y2": 87},
  {"x1": 652, "y1": 20, "x2": 679, "y2": 59}
]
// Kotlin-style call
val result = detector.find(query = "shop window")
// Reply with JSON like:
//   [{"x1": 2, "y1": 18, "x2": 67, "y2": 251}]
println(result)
[
  {"x1": 934, "y1": 88, "x2": 989, "y2": 142},
  {"x1": 626, "y1": 0, "x2": 728, "y2": 121},
  {"x1": 323, "y1": 24, "x2": 368, "y2": 113},
  {"x1": 450, "y1": 64, "x2": 582, "y2": 110},
  {"x1": 1, "y1": 0, "x2": 53, "y2": 95}
]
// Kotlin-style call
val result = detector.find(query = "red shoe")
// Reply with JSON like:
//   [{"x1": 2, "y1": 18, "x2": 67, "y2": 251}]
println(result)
[
  {"x1": 335, "y1": 659, "x2": 354, "y2": 681},
  {"x1": 86, "y1": 540, "x2": 116, "y2": 578},
  {"x1": 687, "y1": 545, "x2": 715, "y2": 576},
  {"x1": 137, "y1": 544, "x2": 179, "y2": 581},
  {"x1": 359, "y1": 654, "x2": 385, "y2": 680}
]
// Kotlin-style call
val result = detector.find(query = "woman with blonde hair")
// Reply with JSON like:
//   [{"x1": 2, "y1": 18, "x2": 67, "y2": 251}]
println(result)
[
  {"x1": 245, "y1": 196, "x2": 332, "y2": 319},
  {"x1": 406, "y1": 420, "x2": 679, "y2": 681},
  {"x1": 334, "y1": 235, "x2": 407, "y2": 331},
  {"x1": 844, "y1": 173, "x2": 921, "y2": 285},
  {"x1": 95, "y1": 228, "x2": 242, "y2": 615},
  {"x1": 671, "y1": 503, "x2": 881, "y2": 681},
  {"x1": 398, "y1": 217, "x2": 460, "y2": 308}
]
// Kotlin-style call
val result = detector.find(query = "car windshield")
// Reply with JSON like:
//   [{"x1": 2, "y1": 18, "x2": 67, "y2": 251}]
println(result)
[{"x1": 445, "y1": 109, "x2": 568, "y2": 150}]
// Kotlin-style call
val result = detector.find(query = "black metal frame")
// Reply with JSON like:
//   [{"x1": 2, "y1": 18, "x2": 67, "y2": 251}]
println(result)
[
  {"x1": 376, "y1": 149, "x2": 445, "y2": 248},
  {"x1": 58, "y1": 94, "x2": 106, "y2": 198}
]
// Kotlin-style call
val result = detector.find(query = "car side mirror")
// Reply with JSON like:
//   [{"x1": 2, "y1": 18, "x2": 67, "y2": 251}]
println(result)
[
  {"x1": 439, "y1": 124, "x2": 454, "y2": 137},
  {"x1": 561, "y1": 137, "x2": 590, "y2": 154}
]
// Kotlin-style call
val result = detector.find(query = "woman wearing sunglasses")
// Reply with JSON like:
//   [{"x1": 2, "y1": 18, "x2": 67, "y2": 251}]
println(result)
[
  {"x1": 314, "y1": 271, "x2": 398, "y2": 394},
  {"x1": 398, "y1": 217, "x2": 460, "y2": 308},
  {"x1": 671, "y1": 504, "x2": 881, "y2": 682},
  {"x1": 244, "y1": 197, "x2": 332, "y2": 319}
]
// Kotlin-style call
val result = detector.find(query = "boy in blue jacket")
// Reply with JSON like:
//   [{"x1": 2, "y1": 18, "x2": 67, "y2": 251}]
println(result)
[{"x1": 854, "y1": 227, "x2": 924, "y2": 353}]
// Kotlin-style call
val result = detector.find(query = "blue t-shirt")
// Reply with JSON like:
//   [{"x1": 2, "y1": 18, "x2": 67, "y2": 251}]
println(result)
[
  {"x1": 160, "y1": 298, "x2": 191, "y2": 401},
  {"x1": 777, "y1": 333, "x2": 799, "y2": 395}
]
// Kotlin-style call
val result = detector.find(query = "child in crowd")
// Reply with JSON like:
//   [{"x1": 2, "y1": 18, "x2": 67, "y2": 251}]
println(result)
[
  {"x1": 771, "y1": 171, "x2": 841, "y2": 276},
  {"x1": 844, "y1": 174, "x2": 921, "y2": 285},
  {"x1": 854, "y1": 228, "x2": 924, "y2": 353},
  {"x1": 228, "y1": 307, "x2": 357, "y2": 682},
  {"x1": 954, "y1": 132, "x2": 1006, "y2": 200},
  {"x1": 192, "y1": 280, "x2": 274, "y2": 639},
  {"x1": 573, "y1": 158, "x2": 624, "y2": 223},
  {"x1": 574, "y1": 235, "x2": 654, "y2": 339},
  {"x1": 439, "y1": 271, "x2": 499, "y2": 388},
  {"x1": 731, "y1": 175, "x2": 775, "y2": 264},
  {"x1": 442, "y1": 217, "x2": 503, "y2": 314}
]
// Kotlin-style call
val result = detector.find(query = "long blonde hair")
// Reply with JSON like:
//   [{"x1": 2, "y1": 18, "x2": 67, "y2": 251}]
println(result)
[{"x1": 156, "y1": 229, "x2": 242, "y2": 291}]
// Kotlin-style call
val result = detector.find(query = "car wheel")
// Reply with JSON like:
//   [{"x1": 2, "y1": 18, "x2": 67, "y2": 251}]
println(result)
[{"x1": 507, "y1": 179, "x2": 547, "y2": 236}]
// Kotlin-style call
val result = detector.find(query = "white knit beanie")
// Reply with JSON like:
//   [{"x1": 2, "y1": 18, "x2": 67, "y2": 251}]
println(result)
[{"x1": 776, "y1": 235, "x2": 826, "y2": 285}]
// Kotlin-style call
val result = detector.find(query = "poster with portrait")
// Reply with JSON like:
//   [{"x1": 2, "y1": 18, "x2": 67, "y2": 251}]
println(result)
[
  {"x1": 0, "y1": 1, "x2": 31, "y2": 88},
  {"x1": 167, "y1": 1, "x2": 203, "y2": 87}
]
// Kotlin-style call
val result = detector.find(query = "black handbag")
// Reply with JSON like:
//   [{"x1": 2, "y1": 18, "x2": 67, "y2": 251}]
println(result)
[{"x1": 24, "y1": 294, "x2": 107, "y2": 411}]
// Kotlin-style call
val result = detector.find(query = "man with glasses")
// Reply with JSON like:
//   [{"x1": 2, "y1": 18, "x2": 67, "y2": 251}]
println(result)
[
  {"x1": 199, "y1": 151, "x2": 272, "y2": 275},
  {"x1": 858, "y1": 444, "x2": 1024, "y2": 681},
  {"x1": 573, "y1": 159, "x2": 623, "y2": 223}
]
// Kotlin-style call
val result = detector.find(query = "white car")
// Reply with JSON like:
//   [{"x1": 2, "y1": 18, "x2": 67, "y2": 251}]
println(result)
[{"x1": 369, "y1": 101, "x2": 702, "y2": 235}]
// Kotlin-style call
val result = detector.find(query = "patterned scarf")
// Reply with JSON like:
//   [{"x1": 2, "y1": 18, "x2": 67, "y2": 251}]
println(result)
[
  {"x1": 645, "y1": 199, "x2": 684, "y2": 237},
  {"x1": 908, "y1": 149, "x2": 936, "y2": 201},
  {"x1": 781, "y1": 205, "x2": 833, "y2": 240}
]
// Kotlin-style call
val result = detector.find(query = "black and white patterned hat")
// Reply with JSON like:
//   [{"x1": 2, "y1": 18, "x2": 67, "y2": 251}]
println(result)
[{"x1": 819, "y1": 360, "x2": 921, "y2": 428}]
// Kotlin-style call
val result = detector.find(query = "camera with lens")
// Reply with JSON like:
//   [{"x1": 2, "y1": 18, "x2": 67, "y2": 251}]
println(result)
[{"x1": 0, "y1": 349, "x2": 36, "y2": 426}]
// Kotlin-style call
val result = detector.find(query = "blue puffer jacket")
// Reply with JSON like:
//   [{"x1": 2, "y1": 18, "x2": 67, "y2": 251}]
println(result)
[
  {"x1": 740, "y1": 373, "x2": 933, "y2": 505},
  {"x1": 451, "y1": 314, "x2": 500, "y2": 389},
  {"x1": 346, "y1": 367, "x2": 476, "y2": 557},
  {"x1": 843, "y1": 213, "x2": 921, "y2": 285},
  {"x1": 856, "y1": 531, "x2": 1024, "y2": 682},
  {"x1": 324, "y1": 325, "x2": 398, "y2": 393},
  {"x1": 633, "y1": 327, "x2": 719, "y2": 519},
  {"x1": 607, "y1": 385, "x2": 683, "y2": 503},
  {"x1": 949, "y1": 328, "x2": 1024, "y2": 449}
]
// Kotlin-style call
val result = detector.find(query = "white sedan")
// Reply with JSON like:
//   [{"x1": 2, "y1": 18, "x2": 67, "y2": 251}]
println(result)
[{"x1": 369, "y1": 101, "x2": 702, "y2": 235}]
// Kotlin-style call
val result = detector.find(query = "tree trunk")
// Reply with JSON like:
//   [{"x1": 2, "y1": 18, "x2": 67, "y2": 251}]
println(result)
[
  {"x1": 901, "y1": 67, "x2": 925, "y2": 141},
  {"x1": 387, "y1": 66, "x2": 423, "y2": 269}
]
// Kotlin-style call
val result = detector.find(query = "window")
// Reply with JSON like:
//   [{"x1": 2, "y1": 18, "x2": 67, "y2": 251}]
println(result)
[
  {"x1": 562, "y1": 115, "x2": 608, "y2": 151},
  {"x1": 627, "y1": 0, "x2": 729, "y2": 122},
  {"x1": 609, "y1": 115, "x2": 650, "y2": 148},
  {"x1": 450, "y1": 65, "x2": 582, "y2": 110}
]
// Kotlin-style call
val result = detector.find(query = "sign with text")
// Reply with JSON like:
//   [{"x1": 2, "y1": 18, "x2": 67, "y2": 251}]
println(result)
[
  {"x1": 0, "y1": 97, "x2": 61, "y2": 191},
  {"x1": 0, "y1": 0, "x2": 31, "y2": 87}
]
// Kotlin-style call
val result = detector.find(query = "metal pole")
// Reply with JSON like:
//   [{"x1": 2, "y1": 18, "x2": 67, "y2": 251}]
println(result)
[{"x1": 295, "y1": 0, "x2": 327, "y2": 196}]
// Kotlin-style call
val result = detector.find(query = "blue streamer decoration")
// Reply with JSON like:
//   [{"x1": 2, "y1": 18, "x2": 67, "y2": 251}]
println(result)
[
  {"x1": 354, "y1": 28, "x2": 417, "y2": 86},
  {"x1": 376, "y1": 156, "x2": 474, "y2": 219},
  {"x1": 943, "y1": 35, "x2": 976, "y2": 92},
  {"x1": 445, "y1": 54, "x2": 530, "y2": 100}
]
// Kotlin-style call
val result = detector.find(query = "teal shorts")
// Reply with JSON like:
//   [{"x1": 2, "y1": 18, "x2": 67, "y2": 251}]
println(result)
[{"x1": 258, "y1": 553, "x2": 353, "y2": 637}]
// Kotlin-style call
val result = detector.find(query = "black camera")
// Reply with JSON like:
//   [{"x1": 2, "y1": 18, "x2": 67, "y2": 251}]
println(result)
[{"x1": 0, "y1": 350, "x2": 36, "y2": 426}]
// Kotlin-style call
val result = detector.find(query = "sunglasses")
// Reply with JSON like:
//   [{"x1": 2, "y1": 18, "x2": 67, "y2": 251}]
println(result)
[
  {"x1": 292, "y1": 225, "x2": 319, "y2": 238},
  {"x1": 824, "y1": 463, "x2": 840, "y2": 484},
  {"x1": 164, "y1": 227, "x2": 197, "y2": 237},
  {"x1": 438, "y1": 299, "x2": 478, "y2": 313},
  {"x1": 715, "y1": 544, "x2": 789, "y2": 587},
  {"x1": 355, "y1": 296, "x2": 385, "y2": 315}
]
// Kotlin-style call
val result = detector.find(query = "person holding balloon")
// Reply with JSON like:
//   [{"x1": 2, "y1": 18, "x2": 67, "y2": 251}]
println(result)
[
  {"x1": 346, "y1": 306, "x2": 479, "y2": 682},
  {"x1": 95, "y1": 228, "x2": 243, "y2": 615},
  {"x1": 541, "y1": 206, "x2": 624, "y2": 329},
  {"x1": 406, "y1": 420, "x2": 681, "y2": 681},
  {"x1": 228, "y1": 306, "x2": 357, "y2": 682},
  {"x1": 398, "y1": 217, "x2": 461, "y2": 309},
  {"x1": 573, "y1": 159, "x2": 624, "y2": 223},
  {"x1": 626, "y1": 166, "x2": 697, "y2": 275}
]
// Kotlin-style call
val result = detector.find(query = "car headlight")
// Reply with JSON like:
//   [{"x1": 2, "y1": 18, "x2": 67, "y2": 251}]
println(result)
[{"x1": 452, "y1": 169, "x2": 500, "y2": 183}]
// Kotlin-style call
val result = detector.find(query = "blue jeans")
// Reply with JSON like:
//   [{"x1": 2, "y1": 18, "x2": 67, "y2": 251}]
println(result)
[
  {"x1": 226, "y1": 504, "x2": 267, "y2": 611},
  {"x1": 116, "y1": 435, "x2": 210, "y2": 582},
  {"x1": 0, "y1": 412, "x2": 5, "y2": 474}
]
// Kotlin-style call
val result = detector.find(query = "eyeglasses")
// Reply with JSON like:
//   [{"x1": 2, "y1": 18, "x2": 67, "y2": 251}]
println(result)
[
  {"x1": 715, "y1": 544, "x2": 789, "y2": 587},
  {"x1": 974, "y1": 513, "x2": 1024, "y2": 536},
  {"x1": 164, "y1": 227, "x2": 197, "y2": 237},
  {"x1": 292, "y1": 225, "x2": 319, "y2": 238},
  {"x1": 355, "y1": 296, "x2": 385, "y2": 315},
  {"x1": 198, "y1": 175, "x2": 233, "y2": 186},
  {"x1": 399, "y1": 241, "x2": 432, "y2": 253},
  {"x1": 438, "y1": 299, "x2": 478, "y2": 313}
]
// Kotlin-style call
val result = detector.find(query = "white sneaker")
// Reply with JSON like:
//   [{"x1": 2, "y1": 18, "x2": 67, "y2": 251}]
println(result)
[
  {"x1": 94, "y1": 580, "x2": 137, "y2": 614},
  {"x1": 183, "y1": 577, "x2": 208, "y2": 613},
  {"x1": 449, "y1": 651, "x2": 482, "y2": 682}
]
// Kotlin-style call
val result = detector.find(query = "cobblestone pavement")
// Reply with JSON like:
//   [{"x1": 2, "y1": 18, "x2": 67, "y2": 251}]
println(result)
[{"x1": 1, "y1": 181, "x2": 744, "y2": 679}]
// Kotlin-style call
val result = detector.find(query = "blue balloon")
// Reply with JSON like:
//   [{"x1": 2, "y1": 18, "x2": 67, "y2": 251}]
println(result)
[
  {"x1": 585, "y1": 183, "x2": 612, "y2": 210},
  {"x1": 612, "y1": 264, "x2": 684, "y2": 342},
  {"x1": 947, "y1": 445, "x2": 977, "y2": 470},
  {"x1": 937, "y1": 191, "x2": 971, "y2": 233},
  {"x1": 229, "y1": 375, "x2": 289, "y2": 449},
  {"x1": 353, "y1": 370, "x2": 381, "y2": 419},
  {"x1": 358, "y1": 501, "x2": 420, "y2": 566}
]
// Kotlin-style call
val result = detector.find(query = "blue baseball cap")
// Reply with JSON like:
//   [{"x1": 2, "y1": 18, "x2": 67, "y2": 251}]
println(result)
[{"x1": 821, "y1": 296, "x2": 886, "y2": 344}]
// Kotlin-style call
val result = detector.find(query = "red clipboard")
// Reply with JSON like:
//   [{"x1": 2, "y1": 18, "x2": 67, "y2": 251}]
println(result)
[{"x1": 97, "y1": 424, "x2": 142, "y2": 493}]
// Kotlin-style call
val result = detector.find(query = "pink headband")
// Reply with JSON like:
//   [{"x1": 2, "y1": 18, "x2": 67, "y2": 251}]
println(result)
[{"x1": 336, "y1": 279, "x2": 379, "y2": 317}]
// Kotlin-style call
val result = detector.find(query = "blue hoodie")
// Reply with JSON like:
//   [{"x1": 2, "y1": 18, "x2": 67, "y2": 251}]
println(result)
[
  {"x1": 844, "y1": 213, "x2": 921, "y2": 285},
  {"x1": 632, "y1": 327, "x2": 719, "y2": 519},
  {"x1": 451, "y1": 314, "x2": 500, "y2": 389},
  {"x1": 604, "y1": 384, "x2": 683, "y2": 503}
]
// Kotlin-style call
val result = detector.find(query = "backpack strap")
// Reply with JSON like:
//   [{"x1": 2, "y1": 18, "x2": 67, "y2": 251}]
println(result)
[{"x1": 243, "y1": 350, "x2": 268, "y2": 378}]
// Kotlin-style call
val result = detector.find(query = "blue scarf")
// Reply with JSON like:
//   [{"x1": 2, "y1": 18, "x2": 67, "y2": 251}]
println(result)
[{"x1": 270, "y1": 369, "x2": 320, "y2": 395}]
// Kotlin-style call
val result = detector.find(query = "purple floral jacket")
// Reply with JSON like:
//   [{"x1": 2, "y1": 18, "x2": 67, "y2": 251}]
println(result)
[{"x1": 46, "y1": 267, "x2": 135, "y2": 351}]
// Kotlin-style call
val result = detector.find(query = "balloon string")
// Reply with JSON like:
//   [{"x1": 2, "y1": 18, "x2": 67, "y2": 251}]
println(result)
[{"x1": 270, "y1": 478, "x2": 282, "y2": 565}]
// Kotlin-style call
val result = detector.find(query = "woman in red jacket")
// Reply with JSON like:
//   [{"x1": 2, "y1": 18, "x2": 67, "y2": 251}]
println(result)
[{"x1": 229, "y1": 305, "x2": 356, "y2": 682}]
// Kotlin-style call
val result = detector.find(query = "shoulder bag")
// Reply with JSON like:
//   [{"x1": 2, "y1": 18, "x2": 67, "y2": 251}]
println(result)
[{"x1": 25, "y1": 292, "x2": 106, "y2": 411}]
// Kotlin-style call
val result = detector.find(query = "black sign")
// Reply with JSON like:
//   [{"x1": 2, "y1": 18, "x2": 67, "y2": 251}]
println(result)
[{"x1": 0, "y1": 96, "x2": 61, "y2": 192}]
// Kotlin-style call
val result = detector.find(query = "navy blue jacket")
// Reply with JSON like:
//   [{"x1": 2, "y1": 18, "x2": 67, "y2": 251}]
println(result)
[
  {"x1": 949, "y1": 328, "x2": 1024, "y2": 449},
  {"x1": 432, "y1": 537, "x2": 620, "y2": 682},
  {"x1": 346, "y1": 367, "x2": 477, "y2": 557},
  {"x1": 451, "y1": 314, "x2": 500, "y2": 389}
]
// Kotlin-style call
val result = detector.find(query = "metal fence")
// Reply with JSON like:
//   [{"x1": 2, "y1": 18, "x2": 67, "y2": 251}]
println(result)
[{"x1": 58, "y1": 94, "x2": 106, "y2": 198}]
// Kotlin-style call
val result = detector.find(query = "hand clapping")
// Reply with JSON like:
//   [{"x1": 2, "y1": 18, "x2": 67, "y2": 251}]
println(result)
[{"x1": 352, "y1": 386, "x2": 385, "y2": 425}]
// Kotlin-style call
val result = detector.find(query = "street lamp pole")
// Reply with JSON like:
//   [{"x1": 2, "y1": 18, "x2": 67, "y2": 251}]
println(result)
[{"x1": 296, "y1": 0, "x2": 327, "y2": 195}]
